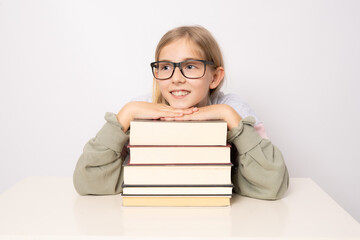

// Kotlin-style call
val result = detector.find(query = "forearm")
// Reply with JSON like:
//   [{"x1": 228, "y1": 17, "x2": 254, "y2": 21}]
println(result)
[
  {"x1": 73, "y1": 112, "x2": 129, "y2": 195},
  {"x1": 172, "y1": 104, "x2": 242, "y2": 130},
  {"x1": 220, "y1": 104, "x2": 242, "y2": 130},
  {"x1": 116, "y1": 102, "x2": 133, "y2": 132}
]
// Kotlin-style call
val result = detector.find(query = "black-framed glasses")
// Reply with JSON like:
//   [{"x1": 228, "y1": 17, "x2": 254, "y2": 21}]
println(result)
[{"x1": 150, "y1": 59, "x2": 214, "y2": 80}]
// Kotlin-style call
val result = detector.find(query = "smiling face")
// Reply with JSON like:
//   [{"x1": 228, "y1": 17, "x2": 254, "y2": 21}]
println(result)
[{"x1": 157, "y1": 38, "x2": 223, "y2": 109}]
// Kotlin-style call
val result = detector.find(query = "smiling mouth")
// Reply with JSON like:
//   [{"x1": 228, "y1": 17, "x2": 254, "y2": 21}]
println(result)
[{"x1": 171, "y1": 90, "x2": 190, "y2": 96}]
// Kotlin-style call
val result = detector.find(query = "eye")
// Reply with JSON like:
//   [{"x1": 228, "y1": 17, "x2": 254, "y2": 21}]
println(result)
[
  {"x1": 185, "y1": 64, "x2": 196, "y2": 70},
  {"x1": 183, "y1": 61, "x2": 202, "y2": 71},
  {"x1": 159, "y1": 63, "x2": 173, "y2": 71},
  {"x1": 162, "y1": 65, "x2": 171, "y2": 70}
]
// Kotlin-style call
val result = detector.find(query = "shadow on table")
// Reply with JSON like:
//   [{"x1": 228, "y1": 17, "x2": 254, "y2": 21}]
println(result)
[{"x1": 73, "y1": 194, "x2": 288, "y2": 238}]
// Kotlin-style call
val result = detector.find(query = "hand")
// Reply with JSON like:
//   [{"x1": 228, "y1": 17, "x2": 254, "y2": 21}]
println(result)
[
  {"x1": 116, "y1": 101, "x2": 198, "y2": 132},
  {"x1": 171, "y1": 104, "x2": 242, "y2": 130}
]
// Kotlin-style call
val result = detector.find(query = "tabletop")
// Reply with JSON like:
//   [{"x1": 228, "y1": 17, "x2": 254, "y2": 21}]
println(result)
[{"x1": 0, "y1": 177, "x2": 359, "y2": 240}]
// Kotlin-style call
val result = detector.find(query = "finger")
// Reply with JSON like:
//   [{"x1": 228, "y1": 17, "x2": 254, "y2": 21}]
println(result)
[
  {"x1": 172, "y1": 107, "x2": 198, "y2": 115},
  {"x1": 174, "y1": 114, "x2": 193, "y2": 121},
  {"x1": 161, "y1": 117, "x2": 176, "y2": 121},
  {"x1": 163, "y1": 111, "x2": 184, "y2": 118},
  {"x1": 180, "y1": 108, "x2": 194, "y2": 115},
  {"x1": 183, "y1": 107, "x2": 199, "y2": 115},
  {"x1": 160, "y1": 107, "x2": 188, "y2": 114},
  {"x1": 158, "y1": 110, "x2": 184, "y2": 119}
]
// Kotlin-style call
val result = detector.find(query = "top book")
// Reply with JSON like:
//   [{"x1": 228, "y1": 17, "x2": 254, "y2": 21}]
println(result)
[{"x1": 129, "y1": 120, "x2": 228, "y2": 146}]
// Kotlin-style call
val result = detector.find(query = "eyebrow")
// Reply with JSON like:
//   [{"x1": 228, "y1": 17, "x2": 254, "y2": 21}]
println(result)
[{"x1": 157, "y1": 58, "x2": 202, "y2": 62}]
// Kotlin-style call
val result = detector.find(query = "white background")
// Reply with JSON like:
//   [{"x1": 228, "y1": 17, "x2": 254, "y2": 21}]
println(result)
[{"x1": 0, "y1": 0, "x2": 359, "y2": 222}]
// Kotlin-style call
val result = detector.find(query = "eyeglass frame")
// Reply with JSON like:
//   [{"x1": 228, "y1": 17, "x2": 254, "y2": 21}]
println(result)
[{"x1": 150, "y1": 59, "x2": 215, "y2": 80}]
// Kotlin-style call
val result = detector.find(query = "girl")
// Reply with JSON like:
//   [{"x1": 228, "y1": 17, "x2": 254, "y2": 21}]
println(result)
[{"x1": 73, "y1": 25, "x2": 289, "y2": 200}]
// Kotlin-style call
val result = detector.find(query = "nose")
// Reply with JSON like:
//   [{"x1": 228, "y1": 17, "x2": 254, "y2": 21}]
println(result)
[{"x1": 171, "y1": 67, "x2": 186, "y2": 84}]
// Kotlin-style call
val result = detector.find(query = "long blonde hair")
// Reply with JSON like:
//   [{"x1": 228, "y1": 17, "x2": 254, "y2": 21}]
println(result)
[{"x1": 152, "y1": 25, "x2": 225, "y2": 104}]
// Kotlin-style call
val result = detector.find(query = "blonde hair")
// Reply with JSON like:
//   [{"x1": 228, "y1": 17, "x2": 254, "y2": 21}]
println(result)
[{"x1": 152, "y1": 25, "x2": 225, "y2": 104}]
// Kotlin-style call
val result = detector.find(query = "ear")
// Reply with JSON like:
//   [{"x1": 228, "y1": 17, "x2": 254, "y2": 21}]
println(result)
[{"x1": 209, "y1": 67, "x2": 225, "y2": 89}]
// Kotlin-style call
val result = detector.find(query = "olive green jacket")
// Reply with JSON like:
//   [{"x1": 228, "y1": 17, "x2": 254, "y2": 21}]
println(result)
[{"x1": 73, "y1": 113, "x2": 289, "y2": 200}]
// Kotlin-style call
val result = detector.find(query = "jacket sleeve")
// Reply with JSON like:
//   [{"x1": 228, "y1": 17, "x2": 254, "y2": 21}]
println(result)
[
  {"x1": 227, "y1": 117, "x2": 289, "y2": 200},
  {"x1": 73, "y1": 112, "x2": 129, "y2": 195}
]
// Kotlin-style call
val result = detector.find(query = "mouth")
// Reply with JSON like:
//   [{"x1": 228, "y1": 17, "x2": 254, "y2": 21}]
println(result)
[{"x1": 170, "y1": 90, "x2": 190, "y2": 97}]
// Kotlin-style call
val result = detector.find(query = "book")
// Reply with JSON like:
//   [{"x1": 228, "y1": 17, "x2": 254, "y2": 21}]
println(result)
[
  {"x1": 121, "y1": 195, "x2": 231, "y2": 207},
  {"x1": 128, "y1": 145, "x2": 231, "y2": 164},
  {"x1": 129, "y1": 120, "x2": 227, "y2": 146},
  {"x1": 123, "y1": 119, "x2": 232, "y2": 207},
  {"x1": 122, "y1": 184, "x2": 233, "y2": 195},
  {"x1": 123, "y1": 159, "x2": 232, "y2": 185}
]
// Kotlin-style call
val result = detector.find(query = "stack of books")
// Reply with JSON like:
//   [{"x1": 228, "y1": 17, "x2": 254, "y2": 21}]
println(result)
[{"x1": 121, "y1": 120, "x2": 233, "y2": 207}]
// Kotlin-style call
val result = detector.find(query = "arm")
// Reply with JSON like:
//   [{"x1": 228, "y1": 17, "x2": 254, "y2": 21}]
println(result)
[
  {"x1": 173, "y1": 104, "x2": 289, "y2": 200},
  {"x1": 228, "y1": 117, "x2": 289, "y2": 200},
  {"x1": 73, "y1": 112, "x2": 129, "y2": 195},
  {"x1": 73, "y1": 102, "x2": 197, "y2": 195}
]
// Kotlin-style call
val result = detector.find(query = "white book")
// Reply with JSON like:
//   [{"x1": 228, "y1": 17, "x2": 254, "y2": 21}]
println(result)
[
  {"x1": 129, "y1": 120, "x2": 227, "y2": 146},
  {"x1": 128, "y1": 145, "x2": 231, "y2": 164},
  {"x1": 123, "y1": 159, "x2": 232, "y2": 185},
  {"x1": 122, "y1": 185, "x2": 233, "y2": 195}
]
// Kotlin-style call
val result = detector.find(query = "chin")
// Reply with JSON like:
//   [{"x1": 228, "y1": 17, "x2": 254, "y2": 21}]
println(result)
[{"x1": 169, "y1": 102, "x2": 193, "y2": 109}]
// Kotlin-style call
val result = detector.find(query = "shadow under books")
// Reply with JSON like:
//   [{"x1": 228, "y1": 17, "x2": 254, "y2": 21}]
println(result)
[{"x1": 73, "y1": 194, "x2": 288, "y2": 237}]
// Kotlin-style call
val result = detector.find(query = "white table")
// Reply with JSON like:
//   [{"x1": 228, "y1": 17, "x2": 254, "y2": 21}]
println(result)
[{"x1": 0, "y1": 177, "x2": 359, "y2": 240}]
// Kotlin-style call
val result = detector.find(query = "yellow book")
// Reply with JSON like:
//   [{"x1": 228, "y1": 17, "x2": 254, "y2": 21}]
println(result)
[{"x1": 122, "y1": 195, "x2": 231, "y2": 207}]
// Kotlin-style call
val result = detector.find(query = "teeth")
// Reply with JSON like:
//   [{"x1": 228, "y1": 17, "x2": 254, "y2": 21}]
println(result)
[{"x1": 172, "y1": 91, "x2": 189, "y2": 96}]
